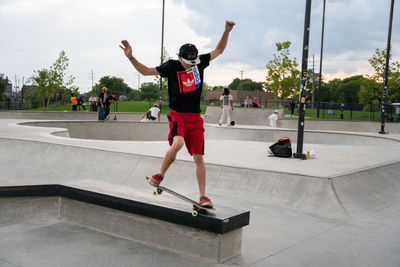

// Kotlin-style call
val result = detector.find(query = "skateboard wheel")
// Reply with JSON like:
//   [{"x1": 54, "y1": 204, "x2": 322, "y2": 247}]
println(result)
[
  {"x1": 192, "y1": 210, "x2": 199, "y2": 216},
  {"x1": 153, "y1": 190, "x2": 158, "y2": 196}
]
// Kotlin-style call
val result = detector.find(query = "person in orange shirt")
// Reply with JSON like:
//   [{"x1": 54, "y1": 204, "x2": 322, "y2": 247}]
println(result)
[{"x1": 70, "y1": 93, "x2": 78, "y2": 111}]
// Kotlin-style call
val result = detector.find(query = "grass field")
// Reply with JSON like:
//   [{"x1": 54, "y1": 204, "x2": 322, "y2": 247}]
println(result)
[
  {"x1": 30, "y1": 101, "x2": 208, "y2": 114},
  {"x1": 284, "y1": 107, "x2": 381, "y2": 121}
]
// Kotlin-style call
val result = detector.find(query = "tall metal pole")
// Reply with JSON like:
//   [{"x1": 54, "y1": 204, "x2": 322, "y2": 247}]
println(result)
[
  {"x1": 317, "y1": 0, "x2": 326, "y2": 118},
  {"x1": 294, "y1": 0, "x2": 312, "y2": 159},
  {"x1": 159, "y1": 0, "x2": 165, "y2": 110},
  {"x1": 379, "y1": 0, "x2": 395, "y2": 134},
  {"x1": 312, "y1": 54, "x2": 315, "y2": 109}
]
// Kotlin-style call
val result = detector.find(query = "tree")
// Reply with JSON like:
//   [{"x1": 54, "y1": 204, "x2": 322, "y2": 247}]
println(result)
[
  {"x1": 201, "y1": 82, "x2": 211, "y2": 100},
  {"x1": 29, "y1": 51, "x2": 75, "y2": 110},
  {"x1": 95, "y1": 76, "x2": 133, "y2": 98},
  {"x1": 228, "y1": 78, "x2": 263, "y2": 91},
  {"x1": 265, "y1": 41, "x2": 300, "y2": 99},
  {"x1": 322, "y1": 76, "x2": 364, "y2": 104},
  {"x1": 211, "y1": 85, "x2": 224, "y2": 91},
  {"x1": 140, "y1": 82, "x2": 159, "y2": 102},
  {"x1": 0, "y1": 74, "x2": 9, "y2": 97},
  {"x1": 359, "y1": 48, "x2": 400, "y2": 104},
  {"x1": 340, "y1": 76, "x2": 363, "y2": 104}
]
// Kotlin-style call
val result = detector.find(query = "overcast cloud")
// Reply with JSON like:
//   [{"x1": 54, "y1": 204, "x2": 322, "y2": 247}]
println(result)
[{"x1": 0, "y1": 0, "x2": 399, "y2": 93}]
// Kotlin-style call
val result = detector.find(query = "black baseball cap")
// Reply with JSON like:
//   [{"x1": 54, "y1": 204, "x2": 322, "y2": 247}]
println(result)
[{"x1": 179, "y1": 43, "x2": 200, "y2": 65}]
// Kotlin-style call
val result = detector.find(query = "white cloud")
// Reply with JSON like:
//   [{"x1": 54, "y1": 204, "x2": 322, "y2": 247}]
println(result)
[
  {"x1": 1, "y1": 0, "x2": 399, "y2": 93},
  {"x1": 263, "y1": 29, "x2": 299, "y2": 48}
]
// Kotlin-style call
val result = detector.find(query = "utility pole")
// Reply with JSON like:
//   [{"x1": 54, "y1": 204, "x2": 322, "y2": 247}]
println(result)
[
  {"x1": 379, "y1": 0, "x2": 395, "y2": 134},
  {"x1": 317, "y1": 0, "x2": 326, "y2": 118},
  {"x1": 293, "y1": 0, "x2": 312, "y2": 160},
  {"x1": 89, "y1": 69, "x2": 95, "y2": 91},
  {"x1": 137, "y1": 71, "x2": 141, "y2": 90},
  {"x1": 14, "y1": 74, "x2": 19, "y2": 98},
  {"x1": 21, "y1": 77, "x2": 24, "y2": 103},
  {"x1": 240, "y1": 70, "x2": 245, "y2": 100}
]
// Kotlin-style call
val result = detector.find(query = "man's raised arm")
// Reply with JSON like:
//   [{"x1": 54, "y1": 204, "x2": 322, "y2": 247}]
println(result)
[
  {"x1": 120, "y1": 40, "x2": 159, "y2": 76},
  {"x1": 210, "y1": 20, "x2": 235, "y2": 61}
]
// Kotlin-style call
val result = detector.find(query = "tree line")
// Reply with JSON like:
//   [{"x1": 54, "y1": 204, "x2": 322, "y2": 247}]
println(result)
[
  {"x1": 1, "y1": 41, "x2": 398, "y2": 110},
  {"x1": 263, "y1": 41, "x2": 400, "y2": 106}
]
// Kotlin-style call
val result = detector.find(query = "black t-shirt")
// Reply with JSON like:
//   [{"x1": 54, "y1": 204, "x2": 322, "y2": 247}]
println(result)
[
  {"x1": 156, "y1": 53, "x2": 211, "y2": 113},
  {"x1": 98, "y1": 92, "x2": 107, "y2": 107},
  {"x1": 105, "y1": 96, "x2": 117, "y2": 108}
]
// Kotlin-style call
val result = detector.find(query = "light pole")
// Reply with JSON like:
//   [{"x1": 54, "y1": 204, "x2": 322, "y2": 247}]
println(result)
[
  {"x1": 293, "y1": 0, "x2": 312, "y2": 160},
  {"x1": 159, "y1": 0, "x2": 165, "y2": 111},
  {"x1": 379, "y1": 0, "x2": 395, "y2": 134}
]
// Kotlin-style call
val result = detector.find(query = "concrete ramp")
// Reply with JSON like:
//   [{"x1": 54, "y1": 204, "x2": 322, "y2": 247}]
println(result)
[
  {"x1": 0, "y1": 111, "x2": 168, "y2": 122},
  {"x1": 19, "y1": 121, "x2": 398, "y2": 145},
  {"x1": 1, "y1": 137, "x2": 400, "y2": 220}
]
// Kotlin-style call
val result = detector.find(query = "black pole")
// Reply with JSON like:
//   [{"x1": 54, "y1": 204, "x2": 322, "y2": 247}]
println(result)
[
  {"x1": 159, "y1": 0, "x2": 165, "y2": 111},
  {"x1": 294, "y1": 0, "x2": 312, "y2": 159},
  {"x1": 379, "y1": 0, "x2": 395, "y2": 134},
  {"x1": 317, "y1": 0, "x2": 326, "y2": 118}
]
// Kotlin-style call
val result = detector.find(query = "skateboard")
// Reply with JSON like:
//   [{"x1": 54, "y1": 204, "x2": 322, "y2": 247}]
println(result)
[{"x1": 146, "y1": 177, "x2": 215, "y2": 216}]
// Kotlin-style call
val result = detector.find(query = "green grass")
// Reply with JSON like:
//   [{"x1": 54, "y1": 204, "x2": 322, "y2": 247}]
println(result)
[
  {"x1": 30, "y1": 101, "x2": 208, "y2": 114},
  {"x1": 284, "y1": 107, "x2": 381, "y2": 121},
  {"x1": 29, "y1": 101, "x2": 383, "y2": 121}
]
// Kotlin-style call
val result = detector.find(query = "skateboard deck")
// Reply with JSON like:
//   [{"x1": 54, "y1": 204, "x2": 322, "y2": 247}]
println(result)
[{"x1": 146, "y1": 177, "x2": 215, "y2": 216}]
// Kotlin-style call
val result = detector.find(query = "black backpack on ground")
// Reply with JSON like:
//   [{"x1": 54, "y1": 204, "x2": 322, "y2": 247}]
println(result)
[{"x1": 269, "y1": 138, "x2": 292, "y2": 158}]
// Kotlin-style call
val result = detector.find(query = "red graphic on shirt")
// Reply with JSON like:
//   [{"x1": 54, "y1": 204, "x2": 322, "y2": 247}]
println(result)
[{"x1": 177, "y1": 70, "x2": 196, "y2": 93}]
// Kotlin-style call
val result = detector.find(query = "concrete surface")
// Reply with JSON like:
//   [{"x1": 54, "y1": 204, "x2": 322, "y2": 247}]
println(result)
[
  {"x1": 204, "y1": 106, "x2": 285, "y2": 125},
  {"x1": 1, "y1": 111, "x2": 400, "y2": 266},
  {"x1": 0, "y1": 193, "x2": 242, "y2": 263},
  {"x1": 19, "y1": 120, "x2": 398, "y2": 145},
  {"x1": 0, "y1": 110, "x2": 169, "y2": 122}
]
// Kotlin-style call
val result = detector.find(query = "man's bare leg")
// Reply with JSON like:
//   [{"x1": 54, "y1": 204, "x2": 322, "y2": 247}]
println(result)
[
  {"x1": 193, "y1": 154, "x2": 206, "y2": 196},
  {"x1": 159, "y1": 136, "x2": 184, "y2": 176}
]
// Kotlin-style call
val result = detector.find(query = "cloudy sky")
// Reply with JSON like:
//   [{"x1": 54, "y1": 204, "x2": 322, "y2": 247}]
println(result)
[{"x1": 1, "y1": 0, "x2": 399, "y2": 93}]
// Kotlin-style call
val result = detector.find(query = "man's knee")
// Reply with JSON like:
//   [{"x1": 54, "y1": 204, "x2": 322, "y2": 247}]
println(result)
[
  {"x1": 171, "y1": 136, "x2": 184, "y2": 151},
  {"x1": 193, "y1": 154, "x2": 204, "y2": 165}
]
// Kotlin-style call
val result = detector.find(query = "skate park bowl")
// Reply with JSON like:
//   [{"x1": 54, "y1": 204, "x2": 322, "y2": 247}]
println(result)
[{"x1": 19, "y1": 120, "x2": 399, "y2": 145}]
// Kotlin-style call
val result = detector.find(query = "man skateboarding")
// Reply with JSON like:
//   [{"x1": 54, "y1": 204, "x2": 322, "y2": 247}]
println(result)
[{"x1": 120, "y1": 20, "x2": 235, "y2": 208}]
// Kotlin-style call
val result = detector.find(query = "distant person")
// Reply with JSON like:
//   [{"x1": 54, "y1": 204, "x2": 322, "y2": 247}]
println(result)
[
  {"x1": 267, "y1": 110, "x2": 280, "y2": 128},
  {"x1": 98, "y1": 87, "x2": 108, "y2": 120},
  {"x1": 244, "y1": 95, "x2": 252, "y2": 108},
  {"x1": 290, "y1": 99, "x2": 295, "y2": 117},
  {"x1": 105, "y1": 92, "x2": 118, "y2": 120},
  {"x1": 70, "y1": 93, "x2": 78, "y2": 111},
  {"x1": 219, "y1": 88, "x2": 233, "y2": 126},
  {"x1": 141, "y1": 103, "x2": 161, "y2": 122},
  {"x1": 252, "y1": 97, "x2": 260, "y2": 108},
  {"x1": 89, "y1": 94, "x2": 97, "y2": 112},
  {"x1": 77, "y1": 96, "x2": 87, "y2": 111}
]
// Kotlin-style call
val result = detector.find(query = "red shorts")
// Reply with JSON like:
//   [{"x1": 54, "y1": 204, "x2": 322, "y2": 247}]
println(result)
[{"x1": 167, "y1": 111, "x2": 205, "y2": 155}]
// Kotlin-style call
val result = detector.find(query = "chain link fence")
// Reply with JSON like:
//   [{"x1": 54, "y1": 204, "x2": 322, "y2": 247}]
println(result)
[{"x1": 203, "y1": 99, "x2": 400, "y2": 122}]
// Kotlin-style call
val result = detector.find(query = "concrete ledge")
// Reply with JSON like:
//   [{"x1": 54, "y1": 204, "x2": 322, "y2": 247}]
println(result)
[{"x1": 0, "y1": 182, "x2": 250, "y2": 262}]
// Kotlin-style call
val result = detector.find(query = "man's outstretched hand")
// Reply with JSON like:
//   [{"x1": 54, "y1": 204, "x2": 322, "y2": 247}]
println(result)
[
  {"x1": 119, "y1": 40, "x2": 133, "y2": 59},
  {"x1": 225, "y1": 20, "x2": 235, "y2": 33}
]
